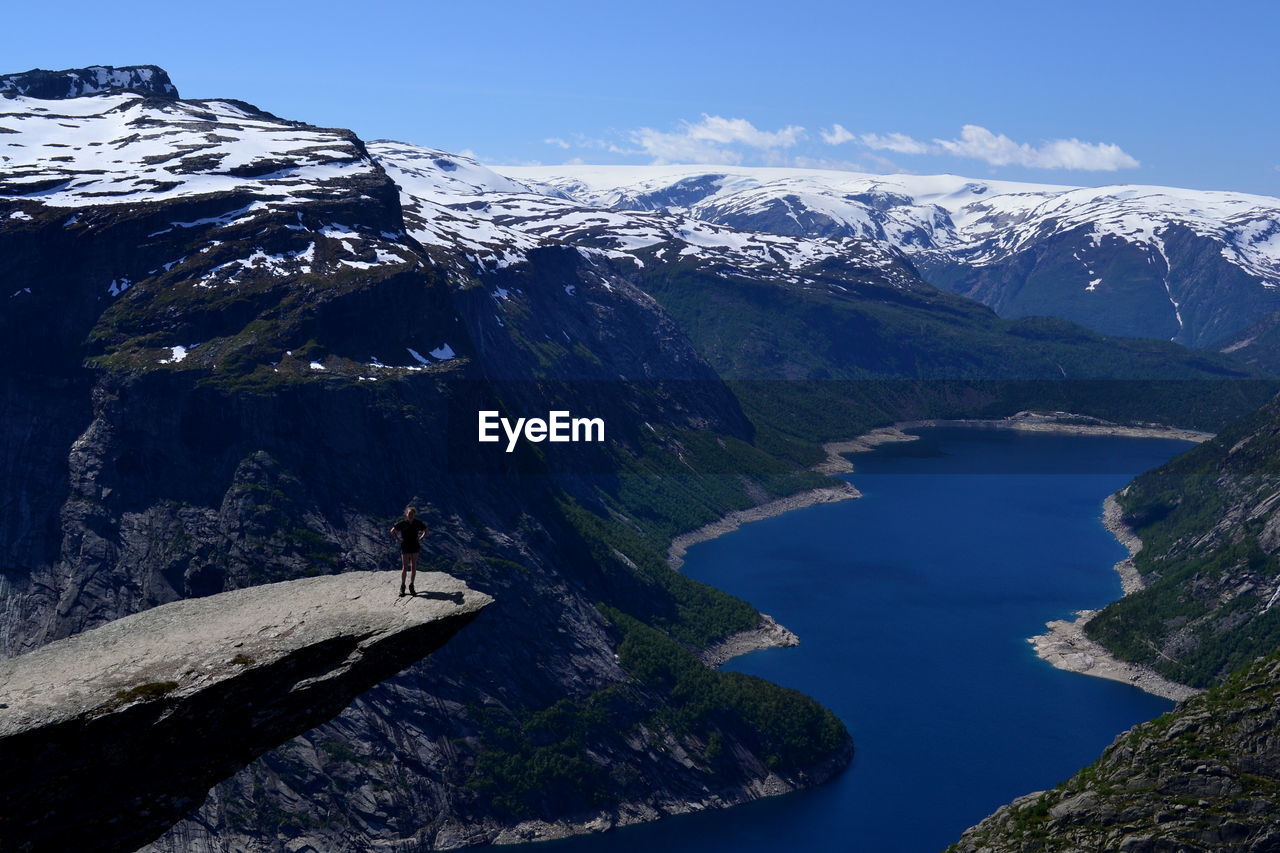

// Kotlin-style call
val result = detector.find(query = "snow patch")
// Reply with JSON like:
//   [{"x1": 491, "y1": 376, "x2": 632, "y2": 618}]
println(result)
[{"x1": 158, "y1": 345, "x2": 191, "y2": 364}]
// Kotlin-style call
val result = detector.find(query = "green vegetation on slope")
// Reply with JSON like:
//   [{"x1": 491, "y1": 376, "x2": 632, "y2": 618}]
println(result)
[
  {"x1": 467, "y1": 608, "x2": 850, "y2": 820},
  {"x1": 636, "y1": 260, "x2": 1277, "y2": 466},
  {"x1": 948, "y1": 650, "x2": 1280, "y2": 852},
  {"x1": 1086, "y1": 394, "x2": 1280, "y2": 686}
]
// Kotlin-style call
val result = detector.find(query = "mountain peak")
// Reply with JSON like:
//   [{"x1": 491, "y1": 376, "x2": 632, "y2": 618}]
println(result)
[{"x1": 0, "y1": 64, "x2": 178, "y2": 100}]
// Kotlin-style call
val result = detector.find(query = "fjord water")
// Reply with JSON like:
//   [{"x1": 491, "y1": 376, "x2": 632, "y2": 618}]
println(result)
[{"x1": 545, "y1": 427, "x2": 1191, "y2": 853}]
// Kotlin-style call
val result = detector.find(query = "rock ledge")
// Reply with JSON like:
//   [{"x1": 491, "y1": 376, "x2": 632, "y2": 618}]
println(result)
[{"x1": 0, "y1": 570, "x2": 490, "y2": 853}]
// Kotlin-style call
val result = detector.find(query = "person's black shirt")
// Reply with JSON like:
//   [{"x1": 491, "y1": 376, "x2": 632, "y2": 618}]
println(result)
[{"x1": 394, "y1": 518, "x2": 427, "y2": 552}]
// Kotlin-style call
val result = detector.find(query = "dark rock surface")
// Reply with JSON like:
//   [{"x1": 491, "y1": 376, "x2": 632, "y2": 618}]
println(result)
[
  {"x1": 949, "y1": 652, "x2": 1280, "y2": 853},
  {"x1": 0, "y1": 65, "x2": 178, "y2": 99},
  {"x1": 0, "y1": 571, "x2": 490, "y2": 853}
]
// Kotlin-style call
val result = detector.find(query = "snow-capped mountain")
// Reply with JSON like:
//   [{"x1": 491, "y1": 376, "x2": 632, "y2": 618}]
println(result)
[
  {"x1": 0, "y1": 91, "x2": 378, "y2": 210},
  {"x1": 0, "y1": 77, "x2": 448, "y2": 374},
  {"x1": 359, "y1": 142, "x2": 1265, "y2": 385},
  {"x1": 0, "y1": 64, "x2": 177, "y2": 99},
  {"x1": 495, "y1": 164, "x2": 1280, "y2": 348},
  {"x1": 368, "y1": 141, "x2": 920, "y2": 290}
]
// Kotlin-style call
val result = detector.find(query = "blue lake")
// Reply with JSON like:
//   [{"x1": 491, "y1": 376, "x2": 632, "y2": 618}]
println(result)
[{"x1": 543, "y1": 427, "x2": 1191, "y2": 852}]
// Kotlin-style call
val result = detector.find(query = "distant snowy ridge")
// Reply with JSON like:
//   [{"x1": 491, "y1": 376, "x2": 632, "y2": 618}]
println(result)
[
  {"x1": 495, "y1": 164, "x2": 1280, "y2": 286},
  {"x1": 0, "y1": 65, "x2": 178, "y2": 100},
  {"x1": 370, "y1": 142, "x2": 918, "y2": 288},
  {"x1": 493, "y1": 164, "x2": 1280, "y2": 346}
]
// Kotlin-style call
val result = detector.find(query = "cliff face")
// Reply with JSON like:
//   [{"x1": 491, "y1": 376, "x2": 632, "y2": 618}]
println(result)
[
  {"x1": 949, "y1": 652, "x2": 1280, "y2": 853},
  {"x1": 0, "y1": 571, "x2": 490, "y2": 853},
  {"x1": 1, "y1": 67, "x2": 849, "y2": 849}
]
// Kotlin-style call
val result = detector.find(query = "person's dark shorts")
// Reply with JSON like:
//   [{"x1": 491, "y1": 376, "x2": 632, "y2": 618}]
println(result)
[{"x1": 401, "y1": 542, "x2": 420, "y2": 555}]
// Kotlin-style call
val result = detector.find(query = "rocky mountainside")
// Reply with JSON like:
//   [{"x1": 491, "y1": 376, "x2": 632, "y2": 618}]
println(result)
[
  {"x1": 1215, "y1": 309, "x2": 1280, "y2": 376},
  {"x1": 1083, "y1": 392, "x2": 1280, "y2": 688},
  {"x1": 497, "y1": 164, "x2": 1280, "y2": 348},
  {"x1": 949, "y1": 651, "x2": 1280, "y2": 853},
  {"x1": 0, "y1": 571, "x2": 489, "y2": 853},
  {"x1": 0, "y1": 66, "x2": 847, "y2": 850}
]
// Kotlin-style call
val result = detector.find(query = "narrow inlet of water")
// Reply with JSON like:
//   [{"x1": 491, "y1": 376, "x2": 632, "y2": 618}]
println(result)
[{"x1": 544, "y1": 427, "x2": 1190, "y2": 852}]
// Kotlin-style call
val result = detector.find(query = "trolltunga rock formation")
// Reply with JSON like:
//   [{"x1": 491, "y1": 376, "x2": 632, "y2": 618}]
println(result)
[{"x1": 0, "y1": 571, "x2": 491, "y2": 853}]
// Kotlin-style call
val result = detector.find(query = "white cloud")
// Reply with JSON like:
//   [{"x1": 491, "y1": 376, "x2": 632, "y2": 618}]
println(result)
[
  {"x1": 628, "y1": 127, "x2": 737, "y2": 164},
  {"x1": 629, "y1": 115, "x2": 806, "y2": 164},
  {"x1": 859, "y1": 132, "x2": 932, "y2": 155},
  {"x1": 821, "y1": 123, "x2": 856, "y2": 145},
  {"x1": 685, "y1": 115, "x2": 805, "y2": 148},
  {"x1": 546, "y1": 116, "x2": 1134, "y2": 173},
  {"x1": 855, "y1": 124, "x2": 1138, "y2": 171},
  {"x1": 933, "y1": 125, "x2": 1139, "y2": 171}
]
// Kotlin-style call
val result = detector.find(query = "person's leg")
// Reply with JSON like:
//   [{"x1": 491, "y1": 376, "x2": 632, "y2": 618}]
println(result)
[
  {"x1": 408, "y1": 552, "x2": 418, "y2": 594},
  {"x1": 400, "y1": 552, "x2": 410, "y2": 595}
]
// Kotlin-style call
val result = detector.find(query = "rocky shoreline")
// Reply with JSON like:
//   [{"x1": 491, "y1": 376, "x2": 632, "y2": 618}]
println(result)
[
  {"x1": 1030, "y1": 609, "x2": 1202, "y2": 702},
  {"x1": 812, "y1": 426, "x2": 921, "y2": 474},
  {"x1": 1029, "y1": 487, "x2": 1204, "y2": 702},
  {"x1": 666, "y1": 483, "x2": 861, "y2": 571},
  {"x1": 666, "y1": 425, "x2": 927, "y2": 574},
  {"x1": 897, "y1": 411, "x2": 1215, "y2": 444},
  {"x1": 666, "y1": 439, "x2": 879, "y2": 665},
  {"x1": 699, "y1": 614, "x2": 800, "y2": 667},
  {"x1": 489, "y1": 774, "x2": 800, "y2": 846},
  {"x1": 1101, "y1": 491, "x2": 1147, "y2": 595}
]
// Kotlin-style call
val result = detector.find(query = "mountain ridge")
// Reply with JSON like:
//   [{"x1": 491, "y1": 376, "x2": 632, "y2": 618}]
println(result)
[
  {"x1": 0, "y1": 64, "x2": 179, "y2": 99},
  {"x1": 493, "y1": 162, "x2": 1280, "y2": 348}
]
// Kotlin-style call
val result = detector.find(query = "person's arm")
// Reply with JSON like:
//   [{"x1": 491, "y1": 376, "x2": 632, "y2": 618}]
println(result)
[
  {"x1": 417, "y1": 523, "x2": 428, "y2": 543},
  {"x1": 390, "y1": 524, "x2": 402, "y2": 542}
]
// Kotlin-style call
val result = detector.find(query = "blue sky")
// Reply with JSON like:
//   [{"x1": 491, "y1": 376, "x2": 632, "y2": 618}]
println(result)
[{"x1": 5, "y1": 0, "x2": 1278, "y2": 194}]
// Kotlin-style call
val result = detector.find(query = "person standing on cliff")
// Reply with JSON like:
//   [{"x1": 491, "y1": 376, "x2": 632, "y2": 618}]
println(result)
[{"x1": 391, "y1": 506, "x2": 428, "y2": 597}]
